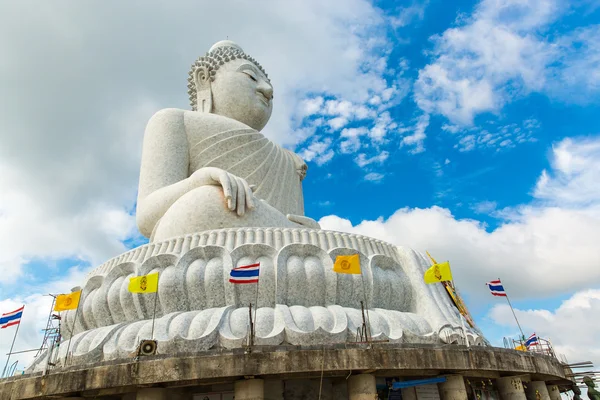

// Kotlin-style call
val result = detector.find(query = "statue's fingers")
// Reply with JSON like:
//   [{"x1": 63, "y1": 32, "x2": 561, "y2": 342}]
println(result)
[
  {"x1": 249, "y1": 184, "x2": 257, "y2": 192},
  {"x1": 235, "y1": 177, "x2": 246, "y2": 216},
  {"x1": 228, "y1": 175, "x2": 238, "y2": 211},
  {"x1": 218, "y1": 172, "x2": 233, "y2": 209},
  {"x1": 244, "y1": 181, "x2": 255, "y2": 209}
]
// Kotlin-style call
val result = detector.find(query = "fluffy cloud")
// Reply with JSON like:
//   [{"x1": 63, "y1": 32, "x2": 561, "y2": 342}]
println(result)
[
  {"x1": 319, "y1": 136, "x2": 600, "y2": 300},
  {"x1": 414, "y1": 0, "x2": 600, "y2": 125},
  {"x1": 446, "y1": 118, "x2": 539, "y2": 152},
  {"x1": 489, "y1": 289, "x2": 600, "y2": 369},
  {"x1": 0, "y1": 268, "x2": 88, "y2": 374},
  {"x1": 534, "y1": 137, "x2": 600, "y2": 207},
  {"x1": 0, "y1": 0, "x2": 405, "y2": 284}
]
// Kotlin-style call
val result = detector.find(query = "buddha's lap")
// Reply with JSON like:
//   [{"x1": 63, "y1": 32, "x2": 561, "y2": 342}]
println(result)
[{"x1": 153, "y1": 185, "x2": 294, "y2": 241}]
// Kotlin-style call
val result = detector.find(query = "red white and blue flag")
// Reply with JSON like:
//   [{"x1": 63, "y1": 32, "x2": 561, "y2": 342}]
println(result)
[
  {"x1": 525, "y1": 333, "x2": 539, "y2": 347},
  {"x1": 486, "y1": 279, "x2": 507, "y2": 297},
  {"x1": 1, "y1": 306, "x2": 24, "y2": 329},
  {"x1": 229, "y1": 263, "x2": 260, "y2": 284}
]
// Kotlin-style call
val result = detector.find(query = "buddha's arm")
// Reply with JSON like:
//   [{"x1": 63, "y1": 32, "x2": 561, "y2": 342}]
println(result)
[
  {"x1": 136, "y1": 109, "x2": 192, "y2": 237},
  {"x1": 136, "y1": 109, "x2": 257, "y2": 237}
]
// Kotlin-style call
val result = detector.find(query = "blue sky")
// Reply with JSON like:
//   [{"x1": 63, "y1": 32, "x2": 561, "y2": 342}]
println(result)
[{"x1": 0, "y1": 0, "x2": 599, "y2": 379}]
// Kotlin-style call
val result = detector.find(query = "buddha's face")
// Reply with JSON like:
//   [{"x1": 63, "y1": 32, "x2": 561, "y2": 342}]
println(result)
[{"x1": 210, "y1": 58, "x2": 273, "y2": 131}]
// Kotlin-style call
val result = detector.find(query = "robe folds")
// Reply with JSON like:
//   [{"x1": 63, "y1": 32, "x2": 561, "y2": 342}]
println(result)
[{"x1": 188, "y1": 127, "x2": 306, "y2": 217}]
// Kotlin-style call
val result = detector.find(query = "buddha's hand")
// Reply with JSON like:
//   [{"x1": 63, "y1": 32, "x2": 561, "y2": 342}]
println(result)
[
  {"x1": 191, "y1": 167, "x2": 255, "y2": 216},
  {"x1": 286, "y1": 214, "x2": 321, "y2": 229}
]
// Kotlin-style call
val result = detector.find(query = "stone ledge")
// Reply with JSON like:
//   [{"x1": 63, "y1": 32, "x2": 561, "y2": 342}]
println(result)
[{"x1": 0, "y1": 345, "x2": 568, "y2": 399}]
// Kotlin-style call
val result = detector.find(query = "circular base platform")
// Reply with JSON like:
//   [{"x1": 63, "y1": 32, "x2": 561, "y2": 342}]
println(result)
[{"x1": 0, "y1": 344, "x2": 570, "y2": 399}]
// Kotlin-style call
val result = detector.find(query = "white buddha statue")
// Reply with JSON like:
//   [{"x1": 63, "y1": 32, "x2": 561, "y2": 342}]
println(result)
[
  {"x1": 24, "y1": 40, "x2": 484, "y2": 373},
  {"x1": 136, "y1": 40, "x2": 319, "y2": 242}
]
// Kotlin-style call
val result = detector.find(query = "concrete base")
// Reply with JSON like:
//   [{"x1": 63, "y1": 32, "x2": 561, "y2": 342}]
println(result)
[
  {"x1": 235, "y1": 379, "x2": 264, "y2": 400},
  {"x1": 348, "y1": 374, "x2": 376, "y2": 400},
  {"x1": 497, "y1": 376, "x2": 527, "y2": 400},
  {"x1": 332, "y1": 380, "x2": 349, "y2": 400},
  {"x1": 525, "y1": 381, "x2": 551, "y2": 400},
  {"x1": 547, "y1": 385, "x2": 561, "y2": 400},
  {"x1": 136, "y1": 388, "x2": 167, "y2": 400},
  {"x1": 439, "y1": 375, "x2": 468, "y2": 400},
  {"x1": 401, "y1": 386, "x2": 418, "y2": 400},
  {"x1": 264, "y1": 379, "x2": 284, "y2": 400},
  {"x1": 0, "y1": 345, "x2": 571, "y2": 400},
  {"x1": 284, "y1": 379, "x2": 333, "y2": 400}
]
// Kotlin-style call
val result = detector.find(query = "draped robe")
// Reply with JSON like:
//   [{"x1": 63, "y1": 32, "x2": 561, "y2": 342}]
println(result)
[{"x1": 188, "y1": 127, "x2": 306, "y2": 217}]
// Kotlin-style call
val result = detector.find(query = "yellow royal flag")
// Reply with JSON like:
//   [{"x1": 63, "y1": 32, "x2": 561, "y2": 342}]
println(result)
[
  {"x1": 515, "y1": 344, "x2": 527, "y2": 352},
  {"x1": 128, "y1": 272, "x2": 159, "y2": 293},
  {"x1": 54, "y1": 290, "x2": 82, "y2": 312},
  {"x1": 333, "y1": 254, "x2": 361, "y2": 274},
  {"x1": 423, "y1": 261, "x2": 453, "y2": 284}
]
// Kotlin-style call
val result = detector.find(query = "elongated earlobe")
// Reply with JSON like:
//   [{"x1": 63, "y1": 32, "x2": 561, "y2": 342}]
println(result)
[{"x1": 193, "y1": 65, "x2": 213, "y2": 113}]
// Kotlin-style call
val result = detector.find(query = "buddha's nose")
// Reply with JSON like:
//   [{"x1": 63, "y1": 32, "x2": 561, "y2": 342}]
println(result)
[{"x1": 257, "y1": 81, "x2": 273, "y2": 101}]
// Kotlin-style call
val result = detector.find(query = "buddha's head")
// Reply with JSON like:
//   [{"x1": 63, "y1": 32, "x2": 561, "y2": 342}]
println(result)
[{"x1": 188, "y1": 40, "x2": 273, "y2": 131}]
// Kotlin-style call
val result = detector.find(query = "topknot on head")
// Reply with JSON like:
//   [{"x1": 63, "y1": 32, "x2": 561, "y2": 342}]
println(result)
[
  {"x1": 188, "y1": 40, "x2": 270, "y2": 111},
  {"x1": 209, "y1": 40, "x2": 244, "y2": 53}
]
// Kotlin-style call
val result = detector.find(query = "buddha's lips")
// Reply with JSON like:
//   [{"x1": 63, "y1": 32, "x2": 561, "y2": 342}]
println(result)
[{"x1": 257, "y1": 92, "x2": 271, "y2": 106}]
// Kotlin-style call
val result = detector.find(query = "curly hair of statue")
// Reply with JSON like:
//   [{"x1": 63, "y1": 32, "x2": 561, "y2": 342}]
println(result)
[{"x1": 187, "y1": 45, "x2": 270, "y2": 111}]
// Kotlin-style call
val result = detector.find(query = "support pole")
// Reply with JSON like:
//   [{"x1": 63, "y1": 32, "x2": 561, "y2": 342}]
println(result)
[
  {"x1": 2, "y1": 310, "x2": 22, "y2": 378},
  {"x1": 252, "y1": 277, "x2": 260, "y2": 347},
  {"x1": 150, "y1": 290, "x2": 159, "y2": 340},
  {"x1": 451, "y1": 280, "x2": 469, "y2": 348},
  {"x1": 359, "y1": 273, "x2": 372, "y2": 342},
  {"x1": 64, "y1": 296, "x2": 81, "y2": 366},
  {"x1": 248, "y1": 303, "x2": 253, "y2": 348},
  {"x1": 504, "y1": 289, "x2": 526, "y2": 345}
]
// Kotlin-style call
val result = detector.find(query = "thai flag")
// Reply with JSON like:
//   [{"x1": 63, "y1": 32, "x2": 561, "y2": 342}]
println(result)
[
  {"x1": 1, "y1": 306, "x2": 24, "y2": 329},
  {"x1": 486, "y1": 279, "x2": 507, "y2": 297},
  {"x1": 229, "y1": 262, "x2": 260, "y2": 284},
  {"x1": 525, "y1": 333, "x2": 539, "y2": 347}
]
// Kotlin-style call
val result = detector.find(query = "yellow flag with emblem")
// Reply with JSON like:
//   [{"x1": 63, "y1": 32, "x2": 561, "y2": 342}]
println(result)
[
  {"x1": 333, "y1": 254, "x2": 361, "y2": 274},
  {"x1": 128, "y1": 272, "x2": 159, "y2": 293},
  {"x1": 423, "y1": 251, "x2": 453, "y2": 284},
  {"x1": 54, "y1": 290, "x2": 82, "y2": 311}
]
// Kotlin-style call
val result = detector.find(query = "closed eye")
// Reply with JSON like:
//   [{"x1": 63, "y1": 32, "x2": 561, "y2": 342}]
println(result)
[{"x1": 243, "y1": 71, "x2": 258, "y2": 82}]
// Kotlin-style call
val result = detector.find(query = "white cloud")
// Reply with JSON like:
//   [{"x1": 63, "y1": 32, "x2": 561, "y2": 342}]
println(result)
[
  {"x1": 319, "y1": 136, "x2": 600, "y2": 300},
  {"x1": 489, "y1": 289, "x2": 600, "y2": 368},
  {"x1": 298, "y1": 137, "x2": 335, "y2": 166},
  {"x1": 327, "y1": 116, "x2": 350, "y2": 131},
  {"x1": 401, "y1": 114, "x2": 430, "y2": 153},
  {"x1": 0, "y1": 267, "x2": 89, "y2": 373},
  {"x1": 449, "y1": 118, "x2": 539, "y2": 152},
  {"x1": 364, "y1": 172, "x2": 385, "y2": 182},
  {"x1": 299, "y1": 96, "x2": 324, "y2": 117},
  {"x1": 355, "y1": 151, "x2": 390, "y2": 167},
  {"x1": 389, "y1": 1, "x2": 429, "y2": 29},
  {"x1": 472, "y1": 200, "x2": 498, "y2": 214},
  {"x1": 414, "y1": 0, "x2": 600, "y2": 125},
  {"x1": 534, "y1": 137, "x2": 600, "y2": 207},
  {"x1": 0, "y1": 0, "x2": 406, "y2": 284}
]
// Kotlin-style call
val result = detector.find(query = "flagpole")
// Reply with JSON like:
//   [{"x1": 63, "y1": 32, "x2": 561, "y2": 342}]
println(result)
[
  {"x1": 64, "y1": 295, "x2": 82, "y2": 366},
  {"x1": 2, "y1": 307, "x2": 24, "y2": 378},
  {"x1": 503, "y1": 288, "x2": 526, "y2": 345},
  {"x1": 252, "y1": 273, "x2": 260, "y2": 348},
  {"x1": 150, "y1": 290, "x2": 159, "y2": 340},
  {"x1": 451, "y1": 280, "x2": 470, "y2": 348},
  {"x1": 359, "y1": 273, "x2": 372, "y2": 343}
]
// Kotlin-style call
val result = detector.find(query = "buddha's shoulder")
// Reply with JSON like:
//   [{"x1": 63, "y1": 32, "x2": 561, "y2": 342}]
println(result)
[
  {"x1": 183, "y1": 111, "x2": 252, "y2": 132},
  {"x1": 148, "y1": 109, "x2": 248, "y2": 127}
]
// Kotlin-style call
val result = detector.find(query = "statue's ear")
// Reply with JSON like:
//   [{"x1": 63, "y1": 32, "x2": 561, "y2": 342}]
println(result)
[{"x1": 193, "y1": 66, "x2": 212, "y2": 113}]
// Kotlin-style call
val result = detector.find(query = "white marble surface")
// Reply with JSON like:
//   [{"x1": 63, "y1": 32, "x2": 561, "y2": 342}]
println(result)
[
  {"x1": 26, "y1": 227, "x2": 487, "y2": 371},
  {"x1": 26, "y1": 41, "x2": 489, "y2": 372},
  {"x1": 136, "y1": 41, "x2": 317, "y2": 242}
]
